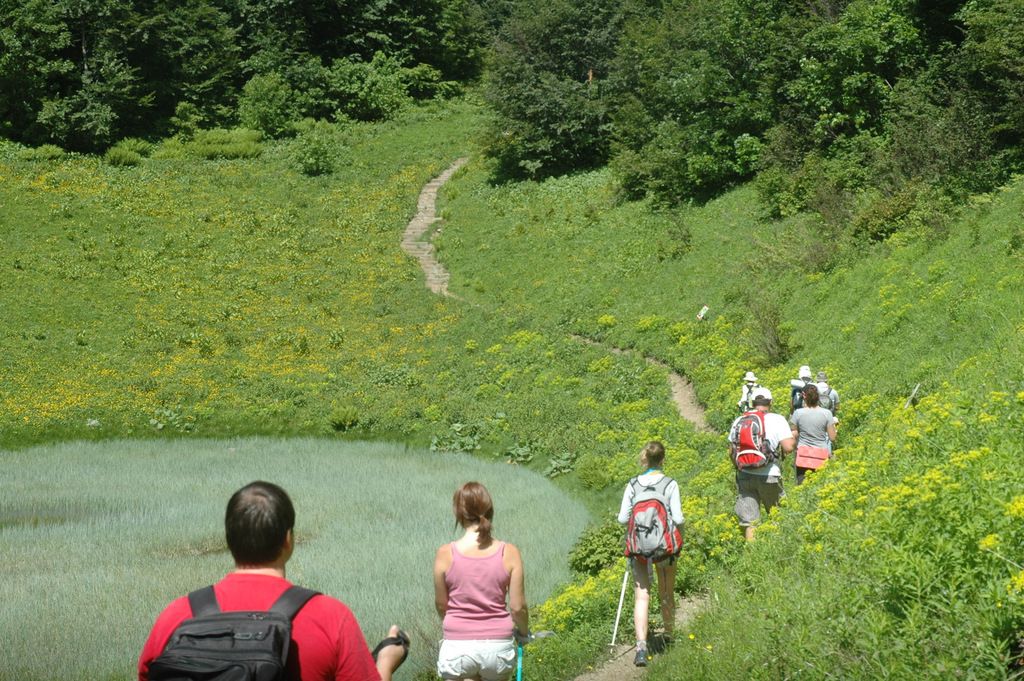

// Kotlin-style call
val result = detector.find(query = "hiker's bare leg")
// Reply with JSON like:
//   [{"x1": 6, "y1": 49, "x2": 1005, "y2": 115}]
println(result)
[
  {"x1": 632, "y1": 558, "x2": 651, "y2": 644},
  {"x1": 744, "y1": 525, "x2": 756, "y2": 541},
  {"x1": 656, "y1": 561, "x2": 677, "y2": 636}
]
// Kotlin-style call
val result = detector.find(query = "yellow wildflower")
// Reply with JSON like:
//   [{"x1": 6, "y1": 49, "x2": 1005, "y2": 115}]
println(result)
[
  {"x1": 1006, "y1": 496, "x2": 1024, "y2": 519},
  {"x1": 978, "y1": 534, "x2": 1001, "y2": 551}
]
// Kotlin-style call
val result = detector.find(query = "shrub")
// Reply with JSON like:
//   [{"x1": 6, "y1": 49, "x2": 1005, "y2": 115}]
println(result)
[
  {"x1": 238, "y1": 72, "x2": 297, "y2": 137},
  {"x1": 188, "y1": 128, "x2": 262, "y2": 160},
  {"x1": 329, "y1": 53, "x2": 411, "y2": 121},
  {"x1": 16, "y1": 144, "x2": 65, "y2": 161},
  {"x1": 568, "y1": 517, "x2": 623, "y2": 576},
  {"x1": 103, "y1": 147, "x2": 143, "y2": 167},
  {"x1": 329, "y1": 405, "x2": 360, "y2": 432},
  {"x1": 113, "y1": 138, "x2": 153, "y2": 157},
  {"x1": 290, "y1": 120, "x2": 343, "y2": 176}
]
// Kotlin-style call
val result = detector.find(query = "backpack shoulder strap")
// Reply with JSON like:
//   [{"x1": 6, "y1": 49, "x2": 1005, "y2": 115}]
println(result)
[
  {"x1": 187, "y1": 586, "x2": 220, "y2": 617},
  {"x1": 270, "y1": 586, "x2": 321, "y2": 621}
]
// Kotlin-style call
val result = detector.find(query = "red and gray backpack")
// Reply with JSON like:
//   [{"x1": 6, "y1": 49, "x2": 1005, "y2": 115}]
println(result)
[
  {"x1": 624, "y1": 476, "x2": 683, "y2": 562},
  {"x1": 730, "y1": 411, "x2": 776, "y2": 470}
]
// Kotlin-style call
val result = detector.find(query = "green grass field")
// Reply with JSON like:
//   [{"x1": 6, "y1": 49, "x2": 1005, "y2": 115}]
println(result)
[{"x1": 0, "y1": 437, "x2": 589, "y2": 680}]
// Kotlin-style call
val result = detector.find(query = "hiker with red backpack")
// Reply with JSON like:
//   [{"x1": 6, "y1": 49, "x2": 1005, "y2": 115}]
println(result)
[
  {"x1": 617, "y1": 441, "x2": 684, "y2": 667},
  {"x1": 138, "y1": 481, "x2": 408, "y2": 681},
  {"x1": 729, "y1": 388, "x2": 795, "y2": 541}
]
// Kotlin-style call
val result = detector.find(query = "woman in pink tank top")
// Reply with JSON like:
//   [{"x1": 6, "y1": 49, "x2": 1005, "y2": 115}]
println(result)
[{"x1": 433, "y1": 482, "x2": 529, "y2": 681}]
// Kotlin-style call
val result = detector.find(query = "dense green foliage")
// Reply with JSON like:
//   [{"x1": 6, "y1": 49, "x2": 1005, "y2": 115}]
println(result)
[
  {"x1": 486, "y1": 0, "x2": 1024, "y2": 230},
  {"x1": 0, "y1": 0, "x2": 489, "y2": 150},
  {"x1": 483, "y1": 0, "x2": 624, "y2": 179},
  {"x1": 0, "y1": 438, "x2": 588, "y2": 679}
]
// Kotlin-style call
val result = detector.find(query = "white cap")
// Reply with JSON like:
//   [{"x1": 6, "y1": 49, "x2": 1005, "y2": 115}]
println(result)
[
  {"x1": 743, "y1": 371, "x2": 757, "y2": 382},
  {"x1": 751, "y1": 387, "x2": 772, "y2": 403},
  {"x1": 798, "y1": 365, "x2": 812, "y2": 380}
]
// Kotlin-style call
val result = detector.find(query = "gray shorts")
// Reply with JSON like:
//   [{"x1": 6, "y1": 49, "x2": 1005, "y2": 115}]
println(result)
[{"x1": 734, "y1": 471, "x2": 784, "y2": 527}]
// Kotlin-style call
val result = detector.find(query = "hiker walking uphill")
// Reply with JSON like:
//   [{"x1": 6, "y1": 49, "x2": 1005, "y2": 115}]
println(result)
[
  {"x1": 729, "y1": 388, "x2": 795, "y2": 541},
  {"x1": 617, "y1": 441, "x2": 684, "y2": 667},
  {"x1": 814, "y1": 371, "x2": 840, "y2": 418},
  {"x1": 790, "y1": 365, "x2": 813, "y2": 414},
  {"x1": 737, "y1": 371, "x2": 761, "y2": 413},
  {"x1": 790, "y1": 383, "x2": 837, "y2": 486}
]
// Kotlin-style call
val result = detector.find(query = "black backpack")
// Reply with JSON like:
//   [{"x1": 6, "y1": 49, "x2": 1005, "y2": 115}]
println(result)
[{"x1": 149, "y1": 585, "x2": 320, "y2": 681}]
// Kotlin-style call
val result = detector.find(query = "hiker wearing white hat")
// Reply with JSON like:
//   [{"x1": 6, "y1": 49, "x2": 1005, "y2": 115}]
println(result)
[
  {"x1": 728, "y1": 387, "x2": 795, "y2": 541},
  {"x1": 789, "y1": 365, "x2": 813, "y2": 415},
  {"x1": 737, "y1": 371, "x2": 762, "y2": 413},
  {"x1": 814, "y1": 371, "x2": 840, "y2": 417}
]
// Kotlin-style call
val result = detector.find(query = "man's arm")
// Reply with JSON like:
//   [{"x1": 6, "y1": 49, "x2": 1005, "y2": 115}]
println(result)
[{"x1": 374, "y1": 626, "x2": 407, "y2": 681}]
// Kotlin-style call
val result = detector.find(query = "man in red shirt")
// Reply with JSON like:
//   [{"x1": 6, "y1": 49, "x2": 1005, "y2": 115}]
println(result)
[{"x1": 138, "y1": 481, "x2": 406, "y2": 681}]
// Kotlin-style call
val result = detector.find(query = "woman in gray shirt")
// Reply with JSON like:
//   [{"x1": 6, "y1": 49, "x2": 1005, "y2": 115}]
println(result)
[{"x1": 789, "y1": 383, "x2": 837, "y2": 485}]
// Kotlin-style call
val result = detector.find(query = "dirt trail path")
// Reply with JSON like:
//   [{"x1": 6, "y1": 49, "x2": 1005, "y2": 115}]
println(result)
[
  {"x1": 401, "y1": 159, "x2": 711, "y2": 434},
  {"x1": 573, "y1": 595, "x2": 707, "y2": 681},
  {"x1": 400, "y1": 157, "x2": 469, "y2": 297},
  {"x1": 572, "y1": 335, "x2": 711, "y2": 432}
]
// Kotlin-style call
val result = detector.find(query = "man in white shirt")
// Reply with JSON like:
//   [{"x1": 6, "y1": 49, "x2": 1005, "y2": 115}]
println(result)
[
  {"x1": 737, "y1": 370, "x2": 760, "y2": 413},
  {"x1": 728, "y1": 387, "x2": 795, "y2": 541}
]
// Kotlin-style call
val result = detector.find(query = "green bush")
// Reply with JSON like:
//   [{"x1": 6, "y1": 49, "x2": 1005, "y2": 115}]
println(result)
[
  {"x1": 568, "y1": 517, "x2": 623, "y2": 576},
  {"x1": 103, "y1": 138, "x2": 153, "y2": 167},
  {"x1": 189, "y1": 128, "x2": 262, "y2": 160},
  {"x1": 329, "y1": 53, "x2": 411, "y2": 121},
  {"x1": 329, "y1": 405, "x2": 361, "y2": 432},
  {"x1": 238, "y1": 72, "x2": 297, "y2": 138},
  {"x1": 290, "y1": 120, "x2": 343, "y2": 176},
  {"x1": 16, "y1": 144, "x2": 65, "y2": 161},
  {"x1": 103, "y1": 147, "x2": 143, "y2": 167}
]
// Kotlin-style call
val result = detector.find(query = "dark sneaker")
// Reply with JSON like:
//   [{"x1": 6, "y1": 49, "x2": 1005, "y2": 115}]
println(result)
[{"x1": 634, "y1": 648, "x2": 649, "y2": 667}]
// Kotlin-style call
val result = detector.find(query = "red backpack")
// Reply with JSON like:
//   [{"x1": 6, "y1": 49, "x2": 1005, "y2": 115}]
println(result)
[
  {"x1": 730, "y1": 411, "x2": 776, "y2": 470},
  {"x1": 624, "y1": 476, "x2": 683, "y2": 562}
]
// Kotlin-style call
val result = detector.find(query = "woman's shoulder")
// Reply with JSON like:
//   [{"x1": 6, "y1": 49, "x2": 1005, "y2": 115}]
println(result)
[{"x1": 434, "y1": 543, "x2": 454, "y2": 563}]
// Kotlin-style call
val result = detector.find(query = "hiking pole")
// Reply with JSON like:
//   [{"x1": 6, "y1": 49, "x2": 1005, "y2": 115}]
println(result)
[{"x1": 610, "y1": 564, "x2": 630, "y2": 649}]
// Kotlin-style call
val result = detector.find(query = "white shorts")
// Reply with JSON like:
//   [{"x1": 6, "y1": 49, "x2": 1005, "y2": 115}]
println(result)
[{"x1": 437, "y1": 638, "x2": 517, "y2": 681}]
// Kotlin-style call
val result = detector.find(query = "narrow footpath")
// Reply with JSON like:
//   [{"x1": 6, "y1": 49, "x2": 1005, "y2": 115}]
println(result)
[
  {"x1": 573, "y1": 596, "x2": 707, "y2": 681},
  {"x1": 400, "y1": 157, "x2": 468, "y2": 297},
  {"x1": 401, "y1": 158, "x2": 710, "y2": 432}
]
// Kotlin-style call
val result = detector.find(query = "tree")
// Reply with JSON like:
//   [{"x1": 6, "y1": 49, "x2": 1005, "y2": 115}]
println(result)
[{"x1": 484, "y1": 0, "x2": 624, "y2": 179}]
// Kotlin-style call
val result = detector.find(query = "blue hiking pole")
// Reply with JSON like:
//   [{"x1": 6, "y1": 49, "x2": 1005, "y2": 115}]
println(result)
[{"x1": 516, "y1": 642, "x2": 524, "y2": 681}]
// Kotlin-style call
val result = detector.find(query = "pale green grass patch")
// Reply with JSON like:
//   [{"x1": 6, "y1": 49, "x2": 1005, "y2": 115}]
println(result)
[{"x1": 0, "y1": 437, "x2": 589, "y2": 680}]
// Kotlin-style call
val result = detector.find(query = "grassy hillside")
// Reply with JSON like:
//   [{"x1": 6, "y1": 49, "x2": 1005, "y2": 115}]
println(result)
[
  {"x1": 439, "y1": 163, "x2": 1024, "y2": 677},
  {"x1": 0, "y1": 100, "x2": 711, "y2": 506}
]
